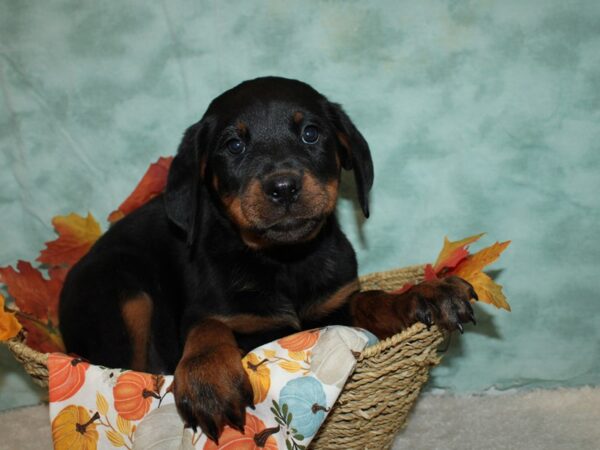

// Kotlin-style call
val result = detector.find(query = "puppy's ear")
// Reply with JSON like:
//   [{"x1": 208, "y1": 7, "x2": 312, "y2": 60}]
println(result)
[
  {"x1": 326, "y1": 102, "x2": 374, "y2": 218},
  {"x1": 164, "y1": 119, "x2": 211, "y2": 246}
]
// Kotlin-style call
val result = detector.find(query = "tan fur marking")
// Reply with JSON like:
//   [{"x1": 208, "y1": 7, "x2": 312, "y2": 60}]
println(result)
[
  {"x1": 211, "y1": 314, "x2": 301, "y2": 334},
  {"x1": 301, "y1": 280, "x2": 360, "y2": 321},
  {"x1": 236, "y1": 121, "x2": 248, "y2": 136},
  {"x1": 200, "y1": 155, "x2": 207, "y2": 179},
  {"x1": 121, "y1": 293, "x2": 153, "y2": 371},
  {"x1": 324, "y1": 179, "x2": 339, "y2": 213},
  {"x1": 336, "y1": 132, "x2": 351, "y2": 152},
  {"x1": 293, "y1": 111, "x2": 304, "y2": 124}
]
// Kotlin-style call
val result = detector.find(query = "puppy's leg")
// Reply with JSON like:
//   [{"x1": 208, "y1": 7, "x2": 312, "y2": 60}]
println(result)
[
  {"x1": 120, "y1": 293, "x2": 153, "y2": 372},
  {"x1": 173, "y1": 319, "x2": 254, "y2": 444},
  {"x1": 350, "y1": 276, "x2": 478, "y2": 339}
]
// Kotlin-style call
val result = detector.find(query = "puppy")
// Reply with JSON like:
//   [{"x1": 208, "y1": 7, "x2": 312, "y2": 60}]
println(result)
[{"x1": 59, "y1": 76, "x2": 476, "y2": 442}]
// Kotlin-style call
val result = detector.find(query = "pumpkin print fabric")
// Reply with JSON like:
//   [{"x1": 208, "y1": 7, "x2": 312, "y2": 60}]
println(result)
[{"x1": 48, "y1": 326, "x2": 375, "y2": 449}]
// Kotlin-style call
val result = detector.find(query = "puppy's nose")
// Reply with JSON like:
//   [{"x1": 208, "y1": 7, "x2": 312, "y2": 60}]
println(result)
[{"x1": 264, "y1": 175, "x2": 302, "y2": 205}]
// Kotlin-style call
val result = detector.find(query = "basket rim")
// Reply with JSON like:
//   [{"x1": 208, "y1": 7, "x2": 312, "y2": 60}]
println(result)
[
  {"x1": 4, "y1": 322, "x2": 441, "y2": 370},
  {"x1": 3, "y1": 264, "x2": 430, "y2": 371}
]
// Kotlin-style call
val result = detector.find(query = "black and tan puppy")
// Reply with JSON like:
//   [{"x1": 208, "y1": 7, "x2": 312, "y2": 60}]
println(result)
[{"x1": 59, "y1": 76, "x2": 476, "y2": 442}]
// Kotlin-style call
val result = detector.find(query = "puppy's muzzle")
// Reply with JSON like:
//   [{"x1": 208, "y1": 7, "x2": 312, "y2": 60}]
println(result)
[{"x1": 263, "y1": 173, "x2": 302, "y2": 207}]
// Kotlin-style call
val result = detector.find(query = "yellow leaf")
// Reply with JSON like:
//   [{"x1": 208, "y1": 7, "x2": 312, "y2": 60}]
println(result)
[
  {"x1": 105, "y1": 429, "x2": 125, "y2": 447},
  {"x1": 96, "y1": 392, "x2": 109, "y2": 416},
  {"x1": 278, "y1": 360, "x2": 301, "y2": 373},
  {"x1": 0, "y1": 294, "x2": 22, "y2": 341},
  {"x1": 288, "y1": 351, "x2": 306, "y2": 361},
  {"x1": 468, "y1": 272, "x2": 511, "y2": 311},
  {"x1": 37, "y1": 213, "x2": 102, "y2": 266},
  {"x1": 263, "y1": 349, "x2": 277, "y2": 358},
  {"x1": 434, "y1": 233, "x2": 485, "y2": 272},
  {"x1": 454, "y1": 241, "x2": 511, "y2": 280},
  {"x1": 116, "y1": 415, "x2": 132, "y2": 435}
]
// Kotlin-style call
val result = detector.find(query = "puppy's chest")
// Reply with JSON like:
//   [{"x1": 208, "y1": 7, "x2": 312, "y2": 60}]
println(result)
[{"x1": 226, "y1": 260, "x2": 337, "y2": 322}]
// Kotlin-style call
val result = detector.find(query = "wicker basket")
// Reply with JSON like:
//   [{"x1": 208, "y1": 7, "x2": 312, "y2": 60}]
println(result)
[{"x1": 5, "y1": 264, "x2": 444, "y2": 450}]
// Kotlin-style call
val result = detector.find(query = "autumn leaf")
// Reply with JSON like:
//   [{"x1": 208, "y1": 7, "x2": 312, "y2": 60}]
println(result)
[
  {"x1": 453, "y1": 241, "x2": 511, "y2": 280},
  {"x1": 288, "y1": 351, "x2": 306, "y2": 361},
  {"x1": 278, "y1": 360, "x2": 302, "y2": 373},
  {"x1": 37, "y1": 213, "x2": 102, "y2": 267},
  {"x1": 0, "y1": 261, "x2": 62, "y2": 324},
  {"x1": 105, "y1": 429, "x2": 125, "y2": 447},
  {"x1": 433, "y1": 233, "x2": 485, "y2": 273},
  {"x1": 467, "y1": 271, "x2": 511, "y2": 311},
  {"x1": 0, "y1": 294, "x2": 22, "y2": 341},
  {"x1": 96, "y1": 392, "x2": 109, "y2": 416},
  {"x1": 108, "y1": 156, "x2": 173, "y2": 223},
  {"x1": 432, "y1": 234, "x2": 511, "y2": 311},
  {"x1": 116, "y1": 415, "x2": 132, "y2": 436},
  {"x1": 18, "y1": 316, "x2": 64, "y2": 353}
]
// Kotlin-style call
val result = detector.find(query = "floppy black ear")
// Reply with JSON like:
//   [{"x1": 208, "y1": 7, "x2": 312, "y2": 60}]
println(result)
[
  {"x1": 164, "y1": 120, "x2": 209, "y2": 246},
  {"x1": 326, "y1": 102, "x2": 374, "y2": 218}
]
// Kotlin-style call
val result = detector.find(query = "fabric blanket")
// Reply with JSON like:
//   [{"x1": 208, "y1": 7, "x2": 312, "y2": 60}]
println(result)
[{"x1": 48, "y1": 326, "x2": 377, "y2": 449}]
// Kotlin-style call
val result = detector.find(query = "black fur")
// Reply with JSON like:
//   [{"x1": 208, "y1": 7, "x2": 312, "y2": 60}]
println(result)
[{"x1": 59, "y1": 76, "x2": 373, "y2": 373}]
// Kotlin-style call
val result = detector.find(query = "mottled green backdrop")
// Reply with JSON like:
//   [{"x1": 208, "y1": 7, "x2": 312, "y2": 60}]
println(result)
[{"x1": 1, "y1": 0, "x2": 599, "y2": 410}]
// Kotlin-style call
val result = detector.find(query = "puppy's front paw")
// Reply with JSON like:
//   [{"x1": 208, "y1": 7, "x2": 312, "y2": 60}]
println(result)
[
  {"x1": 173, "y1": 344, "x2": 254, "y2": 444},
  {"x1": 400, "y1": 275, "x2": 477, "y2": 333}
]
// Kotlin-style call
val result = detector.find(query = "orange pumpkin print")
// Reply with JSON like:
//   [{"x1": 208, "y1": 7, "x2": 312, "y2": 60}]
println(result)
[
  {"x1": 52, "y1": 404, "x2": 99, "y2": 450},
  {"x1": 113, "y1": 371, "x2": 158, "y2": 420},
  {"x1": 243, "y1": 352, "x2": 271, "y2": 405},
  {"x1": 277, "y1": 330, "x2": 320, "y2": 352},
  {"x1": 49, "y1": 354, "x2": 90, "y2": 402},
  {"x1": 203, "y1": 412, "x2": 278, "y2": 450}
]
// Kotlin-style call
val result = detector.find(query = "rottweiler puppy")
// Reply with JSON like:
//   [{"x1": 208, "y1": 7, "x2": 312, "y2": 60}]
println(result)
[{"x1": 59, "y1": 76, "x2": 476, "y2": 442}]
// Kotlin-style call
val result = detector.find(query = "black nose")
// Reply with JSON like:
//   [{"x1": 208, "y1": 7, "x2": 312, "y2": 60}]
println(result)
[{"x1": 264, "y1": 175, "x2": 302, "y2": 205}]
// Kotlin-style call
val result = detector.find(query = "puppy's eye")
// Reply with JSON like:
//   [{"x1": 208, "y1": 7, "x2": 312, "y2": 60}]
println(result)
[
  {"x1": 301, "y1": 125, "x2": 319, "y2": 144},
  {"x1": 226, "y1": 138, "x2": 245, "y2": 154}
]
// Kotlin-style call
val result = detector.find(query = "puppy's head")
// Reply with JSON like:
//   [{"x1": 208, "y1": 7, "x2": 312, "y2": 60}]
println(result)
[{"x1": 165, "y1": 77, "x2": 373, "y2": 249}]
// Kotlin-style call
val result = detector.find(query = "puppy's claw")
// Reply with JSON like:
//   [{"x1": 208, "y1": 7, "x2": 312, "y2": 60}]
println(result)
[
  {"x1": 456, "y1": 322, "x2": 464, "y2": 334},
  {"x1": 225, "y1": 409, "x2": 246, "y2": 433},
  {"x1": 469, "y1": 311, "x2": 477, "y2": 325}
]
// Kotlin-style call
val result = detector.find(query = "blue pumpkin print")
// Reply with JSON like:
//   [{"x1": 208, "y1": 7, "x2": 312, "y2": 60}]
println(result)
[{"x1": 279, "y1": 376, "x2": 328, "y2": 438}]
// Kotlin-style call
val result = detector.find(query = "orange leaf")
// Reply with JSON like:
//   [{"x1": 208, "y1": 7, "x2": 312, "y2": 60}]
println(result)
[
  {"x1": 0, "y1": 294, "x2": 22, "y2": 341},
  {"x1": 453, "y1": 241, "x2": 511, "y2": 280},
  {"x1": 108, "y1": 156, "x2": 173, "y2": 223},
  {"x1": 0, "y1": 261, "x2": 62, "y2": 324},
  {"x1": 433, "y1": 233, "x2": 485, "y2": 273},
  {"x1": 37, "y1": 213, "x2": 102, "y2": 267},
  {"x1": 467, "y1": 271, "x2": 511, "y2": 311}
]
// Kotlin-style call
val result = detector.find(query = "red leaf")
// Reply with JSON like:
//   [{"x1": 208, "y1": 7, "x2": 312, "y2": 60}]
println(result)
[
  {"x1": 18, "y1": 316, "x2": 64, "y2": 353},
  {"x1": 0, "y1": 261, "x2": 62, "y2": 324},
  {"x1": 108, "y1": 156, "x2": 173, "y2": 223},
  {"x1": 423, "y1": 264, "x2": 439, "y2": 281},
  {"x1": 433, "y1": 233, "x2": 485, "y2": 274}
]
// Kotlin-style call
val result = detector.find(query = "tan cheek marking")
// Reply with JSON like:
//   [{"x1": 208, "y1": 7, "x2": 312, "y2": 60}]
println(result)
[
  {"x1": 325, "y1": 179, "x2": 339, "y2": 213},
  {"x1": 223, "y1": 196, "x2": 253, "y2": 229},
  {"x1": 302, "y1": 173, "x2": 339, "y2": 213},
  {"x1": 120, "y1": 293, "x2": 153, "y2": 372},
  {"x1": 212, "y1": 175, "x2": 220, "y2": 192},
  {"x1": 210, "y1": 314, "x2": 301, "y2": 334},
  {"x1": 301, "y1": 280, "x2": 360, "y2": 321}
]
